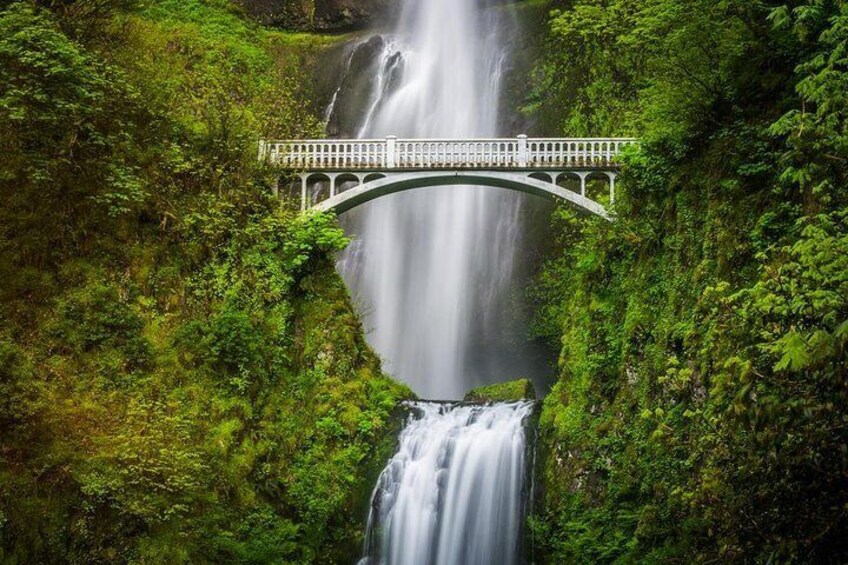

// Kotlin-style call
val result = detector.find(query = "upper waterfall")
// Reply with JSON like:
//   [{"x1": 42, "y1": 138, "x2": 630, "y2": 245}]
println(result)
[{"x1": 333, "y1": 0, "x2": 542, "y2": 399}]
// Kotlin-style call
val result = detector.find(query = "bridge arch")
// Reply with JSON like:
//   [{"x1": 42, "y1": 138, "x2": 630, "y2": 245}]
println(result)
[{"x1": 309, "y1": 171, "x2": 613, "y2": 220}]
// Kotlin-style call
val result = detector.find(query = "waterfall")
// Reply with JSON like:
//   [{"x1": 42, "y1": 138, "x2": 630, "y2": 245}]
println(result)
[
  {"x1": 334, "y1": 0, "x2": 529, "y2": 399},
  {"x1": 359, "y1": 401, "x2": 535, "y2": 565},
  {"x1": 322, "y1": 1, "x2": 545, "y2": 561}
]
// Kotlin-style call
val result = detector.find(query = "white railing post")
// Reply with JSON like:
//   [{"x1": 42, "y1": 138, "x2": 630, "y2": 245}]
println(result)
[
  {"x1": 258, "y1": 139, "x2": 266, "y2": 162},
  {"x1": 517, "y1": 134, "x2": 528, "y2": 167},
  {"x1": 386, "y1": 135, "x2": 397, "y2": 168}
]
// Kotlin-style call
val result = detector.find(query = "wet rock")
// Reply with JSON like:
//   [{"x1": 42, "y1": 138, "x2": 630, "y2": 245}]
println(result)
[
  {"x1": 325, "y1": 35, "x2": 394, "y2": 137},
  {"x1": 236, "y1": 0, "x2": 392, "y2": 31}
]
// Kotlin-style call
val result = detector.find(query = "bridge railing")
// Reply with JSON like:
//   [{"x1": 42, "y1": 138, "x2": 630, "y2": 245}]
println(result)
[{"x1": 261, "y1": 136, "x2": 637, "y2": 170}]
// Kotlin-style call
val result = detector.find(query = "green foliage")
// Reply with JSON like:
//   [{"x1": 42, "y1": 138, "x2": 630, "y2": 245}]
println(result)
[
  {"x1": 530, "y1": 0, "x2": 848, "y2": 562},
  {"x1": 0, "y1": 2, "x2": 409, "y2": 563},
  {"x1": 464, "y1": 379, "x2": 537, "y2": 402}
]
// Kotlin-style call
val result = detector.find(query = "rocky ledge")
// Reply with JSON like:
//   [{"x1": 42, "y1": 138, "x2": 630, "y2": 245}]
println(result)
[
  {"x1": 235, "y1": 0, "x2": 391, "y2": 31},
  {"x1": 464, "y1": 379, "x2": 537, "y2": 403}
]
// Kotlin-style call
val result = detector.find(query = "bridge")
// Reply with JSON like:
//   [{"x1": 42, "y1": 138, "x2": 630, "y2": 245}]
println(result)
[{"x1": 260, "y1": 136, "x2": 636, "y2": 219}]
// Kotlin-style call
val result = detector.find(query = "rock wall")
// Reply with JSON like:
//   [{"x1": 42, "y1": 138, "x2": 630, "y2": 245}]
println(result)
[{"x1": 235, "y1": 0, "x2": 392, "y2": 31}]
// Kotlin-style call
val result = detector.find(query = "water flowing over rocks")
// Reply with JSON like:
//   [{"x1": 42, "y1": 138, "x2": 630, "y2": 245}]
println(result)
[
  {"x1": 331, "y1": 0, "x2": 553, "y2": 400},
  {"x1": 359, "y1": 401, "x2": 536, "y2": 565}
]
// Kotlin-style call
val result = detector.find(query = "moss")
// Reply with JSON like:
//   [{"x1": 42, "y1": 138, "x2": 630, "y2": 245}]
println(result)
[{"x1": 464, "y1": 379, "x2": 536, "y2": 402}]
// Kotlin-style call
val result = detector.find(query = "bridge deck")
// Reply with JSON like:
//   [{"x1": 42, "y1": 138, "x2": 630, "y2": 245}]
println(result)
[{"x1": 261, "y1": 136, "x2": 636, "y2": 171}]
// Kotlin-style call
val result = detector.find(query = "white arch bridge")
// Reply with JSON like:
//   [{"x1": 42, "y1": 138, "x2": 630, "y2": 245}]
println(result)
[{"x1": 260, "y1": 136, "x2": 636, "y2": 220}]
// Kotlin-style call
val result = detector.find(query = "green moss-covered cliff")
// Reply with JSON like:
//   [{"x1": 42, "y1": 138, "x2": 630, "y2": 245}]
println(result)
[
  {"x1": 526, "y1": 1, "x2": 848, "y2": 562},
  {"x1": 0, "y1": 1, "x2": 410, "y2": 562}
]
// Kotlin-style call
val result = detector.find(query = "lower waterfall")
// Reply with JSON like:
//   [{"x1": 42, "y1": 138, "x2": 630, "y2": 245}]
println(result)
[{"x1": 359, "y1": 401, "x2": 535, "y2": 565}]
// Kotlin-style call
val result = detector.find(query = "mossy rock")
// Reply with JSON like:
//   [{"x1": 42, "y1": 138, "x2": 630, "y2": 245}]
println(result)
[{"x1": 464, "y1": 379, "x2": 536, "y2": 402}]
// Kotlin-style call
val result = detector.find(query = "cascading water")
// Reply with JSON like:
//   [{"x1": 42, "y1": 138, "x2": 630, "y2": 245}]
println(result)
[
  {"x1": 359, "y1": 401, "x2": 535, "y2": 565},
  {"x1": 334, "y1": 0, "x2": 530, "y2": 400},
  {"x1": 323, "y1": 1, "x2": 545, "y2": 561}
]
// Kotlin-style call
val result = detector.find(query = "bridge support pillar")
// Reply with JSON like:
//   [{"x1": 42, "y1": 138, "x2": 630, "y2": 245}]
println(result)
[
  {"x1": 327, "y1": 173, "x2": 340, "y2": 198},
  {"x1": 300, "y1": 174, "x2": 308, "y2": 212},
  {"x1": 608, "y1": 172, "x2": 617, "y2": 205},
  {"x1": 576, "y1": 171, "x2": 590, "y2": 197}
]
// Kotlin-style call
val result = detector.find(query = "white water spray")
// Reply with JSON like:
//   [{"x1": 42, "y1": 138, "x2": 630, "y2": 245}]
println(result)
[
  {"x1": 337, "y1": 0, "x2": 524, "y2": 399},
  {"x1": 359, "y1": 401, "x2": 534, "y2": 565}
]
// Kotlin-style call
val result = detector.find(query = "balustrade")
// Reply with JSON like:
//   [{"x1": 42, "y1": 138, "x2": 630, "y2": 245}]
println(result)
[{"x1": 262, "y1": 136, "x2": 636, "y2": 170}]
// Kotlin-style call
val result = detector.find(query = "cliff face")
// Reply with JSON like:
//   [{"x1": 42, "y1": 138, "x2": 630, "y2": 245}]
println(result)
[{"x1": 236, "y1": 0, "x2": 391, "y2": 31}]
